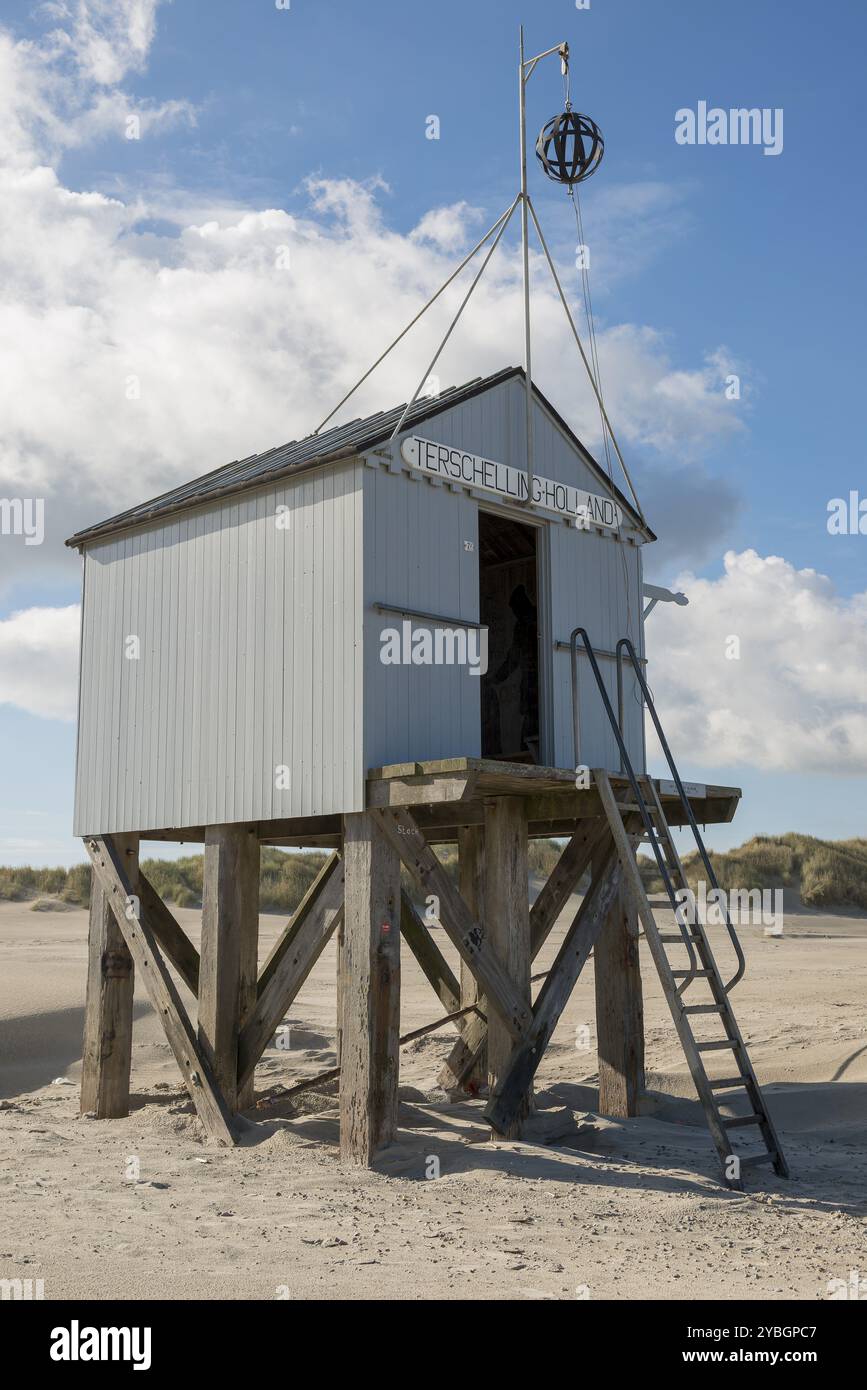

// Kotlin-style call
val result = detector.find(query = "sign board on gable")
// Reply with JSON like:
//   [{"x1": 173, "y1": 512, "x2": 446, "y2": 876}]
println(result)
[{"x1": 399, "y1": 435, "x2": 623, "y2": 530}]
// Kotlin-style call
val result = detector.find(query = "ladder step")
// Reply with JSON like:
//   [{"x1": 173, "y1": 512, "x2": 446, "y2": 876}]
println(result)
[
  {"x1": 696, "y1": 1040, "x2": 738, "y2": 1052},
  {"x1": 658, "y1": 933, "x2": 702, "y2": 944},
  {"x1": 738, "y1": 1151, "x2": 777, "y2": 1169},
  {"x1": 683, "y1": 1003, "x2": 725, "y2": 1015},
  {"x1": 672, "y1": 969, "x2": 712, "y2": 978},
  {"x1": 709, "y1": 1076, "x2": 747, "y2": 1090},
  {"x1": 723, "y1": 1114, "x2": 764, "y2": 1129}
]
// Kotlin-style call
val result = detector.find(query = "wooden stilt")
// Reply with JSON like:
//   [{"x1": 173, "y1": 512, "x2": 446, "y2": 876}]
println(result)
[
  {"x1": 339, "y1": 811, "x2": 401, "y2": 1165},
  {"x1": 199, "y1": 825, "x2": 259, "y2": 1113},
  {"x1": 373, "y1": 806, "x2": 531, "y2": 1039},
  {"x1": 485, "y1": 842, "x2": 623, "y2": 1137},
  {"x1": 81, "y1": 833, "x2": 139, "y2": 1118},
  {"x1": 592, "y1": 840, "x2": 645, "y2": 1118},
  {"x1": 85, "y1": 837, "x2": 236, "y2": 1145},
  {"x1": 440, "y1": 819, "x2": 606, "y2": 1092},
  {"x1": 484, "y1": 798, "x2": 531, "y2": 1139},
  {"x1": 335, "y1": 914, "x2": 345, "y2": 1069}
]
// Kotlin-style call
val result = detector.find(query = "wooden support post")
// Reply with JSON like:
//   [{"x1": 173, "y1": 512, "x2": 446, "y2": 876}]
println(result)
[
  {"x1": 459, "y1": 827, "x2": 487, "y2": 1088},
  {"x1": 335, "y1": 914, "x2": 345, "y2": 1069},
  {"x1": 484, "y1": 798, "x2": 531, "y2": 1139},
  {"x1": 440, "y1": 818, "x2": 606, "y2": 1092},
  {"x1": 373, "y1": 807, "x2": 531, "y2": 1039},
  {"x1": 339, "y1": 811, "x2": 401, "y2": 1166},
  {"x1": 85, "y1": 837, "x2": 236, "y2": 1145},
  {"x1": 81, "y1": 833, "x2": 139, "y2": 1118},
  {"x1": 592, "y1": 841, "x2": 645, "y2": 1118},
  {"x1": 199, "y1": 825, "x2": 260, "y2": 1113},
  {"x1": 485, "y1": 842, "x2": 623, "y2": 1137}
]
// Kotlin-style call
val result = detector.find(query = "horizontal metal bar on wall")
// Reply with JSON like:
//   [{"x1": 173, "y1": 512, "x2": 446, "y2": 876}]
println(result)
[
  {"x1": 373, "y1": 602, "x2": 486, "y2": 630},
  {"x1": 554, "y1": 639, "x2": 647, "y2": 665}
]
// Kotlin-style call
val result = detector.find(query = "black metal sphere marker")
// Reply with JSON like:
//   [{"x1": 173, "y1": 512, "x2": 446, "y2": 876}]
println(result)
[{"x1": 535, "y1": 108, "x2": 604, "y2": 185}]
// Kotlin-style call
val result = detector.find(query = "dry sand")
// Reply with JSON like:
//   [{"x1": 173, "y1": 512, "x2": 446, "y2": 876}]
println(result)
[{"x1": 1, "y1": 891, "x2": 866, "y2": 1301}]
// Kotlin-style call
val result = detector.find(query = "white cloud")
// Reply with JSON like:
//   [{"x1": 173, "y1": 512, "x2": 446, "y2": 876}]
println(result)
[
  {"x1": 47, "y1": 0, "x2": 159, "y2": 87},
  {"x1": 0, "y1": 1, "x2": 193, "y2": 167},
  {"x1": 647, "y1": 550, "x2": 867, "y2": 775},
  {"x1": 0, "y1": 160, "x2": 747, "y2": 593},
  {"x1": 0, "y1": 604, "x2": 80, "y2": 720},
  {"x1": 410, "y1": 201, "x2": 484, "y2": 253}
]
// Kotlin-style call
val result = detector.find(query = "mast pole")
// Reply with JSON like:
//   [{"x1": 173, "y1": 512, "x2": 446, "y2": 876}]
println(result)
[{"x1": 519, "y1": 26, "x2": 534, "y2": 506}]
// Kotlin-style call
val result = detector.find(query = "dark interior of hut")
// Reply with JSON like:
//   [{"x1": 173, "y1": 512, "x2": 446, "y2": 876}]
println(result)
[{"x1": 478, "y1": 509, "x2": 540, "y2": 762}]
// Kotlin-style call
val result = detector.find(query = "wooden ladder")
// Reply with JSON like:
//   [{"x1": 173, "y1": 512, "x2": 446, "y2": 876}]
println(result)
[{"x1": 595, "y1": 768, "x2": 788, "y2": 1188}]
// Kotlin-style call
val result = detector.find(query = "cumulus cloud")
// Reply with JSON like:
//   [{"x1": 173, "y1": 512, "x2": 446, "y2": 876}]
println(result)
[
  {"x1": 647, "y1": 550, "x2": 867, "y2": 775},
  {"x1": 410, "y1": 201, "x2": 485, "y2": 252},
  {"x1": 0, "y1": 604, "x2": 80, "y2": 720},
  {"x1": 0, "y1": 161, "x2": 748, "y2": 593},
  {"x1": 0, "y1": 1, "x2": 193, "y2": 167}
]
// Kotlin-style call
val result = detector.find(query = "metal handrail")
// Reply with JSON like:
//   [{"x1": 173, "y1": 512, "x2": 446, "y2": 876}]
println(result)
[
  {"x1": 614, "y1": 637, "x2": 746, "y2": 992},
  {"x1": 570, "y1": 627, "x2": 699, "y2": 992}
]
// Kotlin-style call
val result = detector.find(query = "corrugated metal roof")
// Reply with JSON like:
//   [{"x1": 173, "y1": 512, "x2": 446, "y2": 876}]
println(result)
[{"x1": 66, "y1": 366, "x2": 651, "y2": 546}]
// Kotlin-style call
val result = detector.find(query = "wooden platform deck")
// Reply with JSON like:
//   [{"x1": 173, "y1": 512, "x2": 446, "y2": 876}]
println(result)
[
  {"x1": 140, "y1": 759, "x2": 740, "y2": 847},
  {"x1": 364, "y1": 758, "x2": 740, "y2": 841}
]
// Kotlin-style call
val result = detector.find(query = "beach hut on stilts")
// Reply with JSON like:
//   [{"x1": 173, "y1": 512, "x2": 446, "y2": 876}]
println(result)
[{"x1": 67, "y1": 29, "x2": 787, "y2": 1188}]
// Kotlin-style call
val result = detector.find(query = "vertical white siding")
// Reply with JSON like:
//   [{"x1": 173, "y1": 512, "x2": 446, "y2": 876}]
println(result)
[
  {"x1": 74, "y1": 462, "x2": 364, "y2": 835},
  {"x1": 362, "y1": 464, "x2": 481, "y2": 772},
  {"x1": 549, "y1": 524, "x2": 646, "y2": 773}
]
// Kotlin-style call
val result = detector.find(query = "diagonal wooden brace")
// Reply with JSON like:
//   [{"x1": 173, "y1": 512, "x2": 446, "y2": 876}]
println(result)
[
  {"x1": 484, "y1": 838, "x2": 623, "y2": 1136},
  {"x1": 86, "y1": 837, "x2": 237, "y2": 1146},
  {"x1": 372, "y1": 806, "x2": 531, "y2": 1040},
  {"x1": 441, "y1": 817, "x2": 609, "y2": 1090},
  {"x1": 399, "y1": 890, "x2": 460, "y2": 1016},
  {"x1": 237, "y1": 853, "x2": 345, "y2": 1089},
  {"x1": 139, "y1": 873, "x2": 200, "y2": 996}
]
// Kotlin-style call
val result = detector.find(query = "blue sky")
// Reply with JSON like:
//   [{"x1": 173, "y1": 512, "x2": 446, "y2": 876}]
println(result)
[{"x1": 0, "y1": 0, "x2": 865, "y2": 863}]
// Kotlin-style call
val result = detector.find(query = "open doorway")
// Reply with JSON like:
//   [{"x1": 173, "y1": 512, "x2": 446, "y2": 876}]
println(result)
[{"x1": 479, "y1": 510, "x2": 540, "y2": 763}]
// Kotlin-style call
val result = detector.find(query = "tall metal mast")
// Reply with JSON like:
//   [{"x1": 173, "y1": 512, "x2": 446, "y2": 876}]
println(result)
[
  {"x1": 518, "y1": 26, "x2": 534, "y2": 505},
  {"x1": 518, "y1": 31, "x2": 569, "y2": 506}
]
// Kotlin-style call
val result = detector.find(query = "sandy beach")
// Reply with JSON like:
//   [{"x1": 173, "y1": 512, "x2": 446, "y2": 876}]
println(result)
[{"x1": 1, "y1": 892, "x2": 865, "y2": 1301}]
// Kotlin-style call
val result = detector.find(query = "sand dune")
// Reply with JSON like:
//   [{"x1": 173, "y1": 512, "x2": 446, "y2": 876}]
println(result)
[{"x1": 1, "y1": 897, "x2": 866, "y2": 1300}]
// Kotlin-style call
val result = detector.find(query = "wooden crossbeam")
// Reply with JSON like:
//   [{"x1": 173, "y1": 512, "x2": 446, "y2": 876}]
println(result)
[
  {"x1": 484, "y1": 839, "x2": 623, "y2": 1136},
  {"x1": 85, "y1": 837, "x2": 237, "y2": 1146},
  {"x1": 139, "y1": 873, "x2": 200, "y2": 996},
  {"x1": 399, "y1": 890, "x2": 460, "y2": 1016},
  {"x1": 440, "y1": 818, "x2": 608, "y2": 1091},
  {"x1": 372, "y1": 807, "x2": 532, "y2": 1041},
  {"x1": 237, "y1": 854, "x2": 345, "y2": 1089}
]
